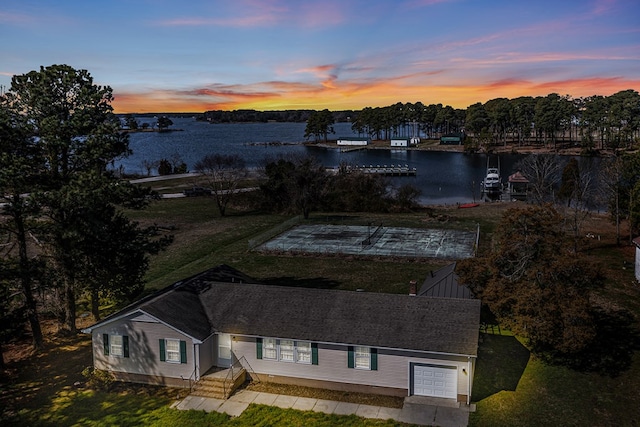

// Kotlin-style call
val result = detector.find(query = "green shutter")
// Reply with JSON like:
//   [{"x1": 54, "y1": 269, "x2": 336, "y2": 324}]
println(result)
[
  {"x1": 311, "y1": 343, "x2": 318, "y2": 365},
  {"x1": 347, "y1": 346, "x2": 354, "y2": 368},
  {"x1": 256, "y1": 338, "x2": 263, "y2": 359},
  {"x1": 180, "y1": 340, "x2": 187, "y2": 364},
  {"x1": 123, "y1": 335, "x2": 129, "y2": 358},
  {"x1": 159, "y1": 339, "x2": 166, "y2": 362},
  {"x1": 371, "y1": 348, "x2": 378, "y2": 371},
  {"x1": 103, "y1": 334, "x2": 109, "y2": 356}
]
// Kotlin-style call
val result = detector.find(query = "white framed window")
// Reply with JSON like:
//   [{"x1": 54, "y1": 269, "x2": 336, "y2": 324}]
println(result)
[
  {"x1": 279, "y1": 339, "x2": 295, "y2": 362},
  {"x1": 110, "y1": 335, "x2": 124, "y2": 357},
  {"x1": 263, "y1": 338, "x2": 277, "y2": 360},
  {"x1": 259, "y1": 338, "x2": 317, "y2": 365},
  {"x1": 166, "y1": 338, "x2": 181, "y2": 363},
  {"x1": 355, "y1": 346, "x2": 371, "y2": 369},
  {"x1": 296, "y1": 341, "x2": 312, "y2": 364}
]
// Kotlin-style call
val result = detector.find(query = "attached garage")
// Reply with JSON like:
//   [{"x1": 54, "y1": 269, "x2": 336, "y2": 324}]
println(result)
[{"x1": 411, "y1": 363, "x2": 457, "y2": 399}]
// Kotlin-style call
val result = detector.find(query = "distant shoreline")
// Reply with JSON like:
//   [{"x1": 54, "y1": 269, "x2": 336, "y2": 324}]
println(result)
[
  {"x1": 122, "y1": 128, "x2": 184, "y2": 133},
  {"x1": 307, "y1": 139, "x2": 608, "y2": 157}
]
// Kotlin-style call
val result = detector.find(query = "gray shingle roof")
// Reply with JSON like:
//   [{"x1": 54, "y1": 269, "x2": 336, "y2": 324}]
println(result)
[{"x1": 88, "y1": 265, "x2": 481, "y2": 357}]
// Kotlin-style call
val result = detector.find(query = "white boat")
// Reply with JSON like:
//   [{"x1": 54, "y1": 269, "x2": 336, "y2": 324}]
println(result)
[{"x1": 483, "y1": 158, "x2": 502, "y2": 194}]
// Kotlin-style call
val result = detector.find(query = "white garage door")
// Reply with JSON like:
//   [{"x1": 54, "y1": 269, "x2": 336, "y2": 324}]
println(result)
[{"x1": 412, "y1": 364, "x2": 457, "y2": 399}]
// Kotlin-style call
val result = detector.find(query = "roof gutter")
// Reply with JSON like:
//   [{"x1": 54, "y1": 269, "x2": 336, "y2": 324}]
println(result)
[
  {"x1": 222, "y1": 332, "x2": 478, "y2": 359},
  {"x1": 81, "y1": 309, "x2": 203, "y2": 344}
]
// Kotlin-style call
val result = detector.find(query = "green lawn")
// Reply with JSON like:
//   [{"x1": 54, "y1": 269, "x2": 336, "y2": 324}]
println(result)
[{"x1": 3, "y1": 197, "x2": 639, "y2": 426}]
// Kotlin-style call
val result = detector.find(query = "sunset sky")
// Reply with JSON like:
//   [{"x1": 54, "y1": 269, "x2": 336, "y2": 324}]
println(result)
[{"x1": 1, "y1": 0, "x2": 638, "y2": 113}]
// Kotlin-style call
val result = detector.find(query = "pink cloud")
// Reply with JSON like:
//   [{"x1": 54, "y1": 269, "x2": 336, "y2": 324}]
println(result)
[
  {"x1": 156, "y1": 0, "x2": 345, "y2": 29},
  {"x1": 403, "y1": 0, "x2": 456, "y2": 9},
  {"x1": 591, "y1": 0, "x2": 617, "y2": 16},
  {"x1": 0, "y1": 11, "x2": 35, "y2": 25}
]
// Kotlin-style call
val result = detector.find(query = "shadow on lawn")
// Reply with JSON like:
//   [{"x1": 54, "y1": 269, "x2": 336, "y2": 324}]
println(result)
[
  {"x1": 545, "y1": 308, "x2": 640, "y2": 377},
  {"x1": 472, "y1": 333, "x2": 530, "y2": 402}
]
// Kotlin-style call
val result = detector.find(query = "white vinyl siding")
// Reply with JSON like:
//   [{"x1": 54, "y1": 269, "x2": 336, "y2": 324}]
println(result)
[
  {"x1": 236, "y1": 337, "x2": 471, "y2": 398},
  {"x1": 93, "y1": 312, "x2": 195, "y2": 381}
]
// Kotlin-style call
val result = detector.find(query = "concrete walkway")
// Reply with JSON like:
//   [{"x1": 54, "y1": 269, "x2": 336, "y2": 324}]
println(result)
[{"x1": 172, "y1": 390, "x2": 472, "y2": 427}]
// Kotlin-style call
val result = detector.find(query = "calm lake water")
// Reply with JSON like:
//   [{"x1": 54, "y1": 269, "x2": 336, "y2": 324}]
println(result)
[{"x1": 116, "y1": 117, "x2": 597, "y2": 205}]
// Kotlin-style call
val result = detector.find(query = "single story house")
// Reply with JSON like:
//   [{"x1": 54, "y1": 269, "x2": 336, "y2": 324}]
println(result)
[
  {"x1": 83, "y1": 265, "x2": 481, "y2": 403},
  {"x1": 337, "y1": 137, "x2": 370, "y2": 146}
]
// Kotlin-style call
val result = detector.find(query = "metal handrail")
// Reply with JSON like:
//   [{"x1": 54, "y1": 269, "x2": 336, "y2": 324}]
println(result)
[
  {"x1": 181, "y1": 364, "x2": 199, "y2": 392},
  {"x1": 222, "y1": 354, "x2": 261, "y2": 397},
  {"x1": 222, "y1": 358, "x2": 241, "y2": 398}
]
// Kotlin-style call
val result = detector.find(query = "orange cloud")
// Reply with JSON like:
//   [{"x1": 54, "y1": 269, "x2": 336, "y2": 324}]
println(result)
[{"x1": 112, "y1": 73, "x2": 640, "y2": 114}]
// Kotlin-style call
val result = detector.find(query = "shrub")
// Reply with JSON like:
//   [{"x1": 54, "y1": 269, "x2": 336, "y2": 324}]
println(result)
[{"x1": 82, "y1": 366, "x2": 115, "y2": 390}]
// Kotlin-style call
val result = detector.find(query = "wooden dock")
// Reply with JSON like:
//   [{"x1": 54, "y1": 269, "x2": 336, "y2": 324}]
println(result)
[
  {"x1": 340, "y1": 146, "x2": 368, "y2": 153},
  {"x1": 354, "y1": 165, "x2": 417, "y2": 176}
]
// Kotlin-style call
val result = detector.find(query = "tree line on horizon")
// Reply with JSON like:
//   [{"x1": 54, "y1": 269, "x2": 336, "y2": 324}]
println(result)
[{"x1": 202, "y1": 89, "x2": 640, "y2": 154}]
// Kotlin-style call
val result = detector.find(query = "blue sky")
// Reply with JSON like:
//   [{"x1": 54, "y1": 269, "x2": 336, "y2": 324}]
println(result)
[{"x1": 1, "y1": 0, "x2": 638, "y2": 112}]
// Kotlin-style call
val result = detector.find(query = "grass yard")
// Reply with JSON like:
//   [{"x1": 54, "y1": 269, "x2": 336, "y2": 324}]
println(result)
[
  {"x1": 2, "y1": 194, "x2": 640, "y2": 426},
  {"x1": 471, "y1": 333, "x2": 640, "y2": 427},
  {"x1": 0, "y1": 321, "x2": 408, "y2": 426}
]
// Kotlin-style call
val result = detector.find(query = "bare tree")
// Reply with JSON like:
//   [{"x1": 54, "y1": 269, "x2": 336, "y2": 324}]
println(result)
[
  {"x1": 194, "y1": 154, "x2": 248, "y2": 216},
  {"x1": 518, "y1": 154, "x2": 561, "y2": 204},
  {"x1": 599, "y1": 154, "x2": 628, "y2": 245},
  {"x1": 141, "y1": 159, "x2": 159, "y2": 176},
  {"x1": 558, "y1": 159, "x2": 598, "y2": 253}
]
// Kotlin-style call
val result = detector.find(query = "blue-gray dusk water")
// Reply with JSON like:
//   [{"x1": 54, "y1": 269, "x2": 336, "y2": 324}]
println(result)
[{"x1": 115, "y1": 117, "x2": 599, "y2": 206}]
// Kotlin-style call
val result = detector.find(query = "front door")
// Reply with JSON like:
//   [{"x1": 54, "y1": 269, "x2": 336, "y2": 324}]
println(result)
[{"x1": 218, "y1": 333, "x2": 232, "y2": 368}]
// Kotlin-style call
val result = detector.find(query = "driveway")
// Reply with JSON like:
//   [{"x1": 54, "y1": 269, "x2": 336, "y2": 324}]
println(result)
[{"x1": 175, "y1": 390, "x2": 472, "y2": 426}]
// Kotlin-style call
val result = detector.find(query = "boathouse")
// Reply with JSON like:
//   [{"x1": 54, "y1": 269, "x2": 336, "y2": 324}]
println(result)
[
  {"x1": 440, "y1": 133, "x2": 465, "y2": 145},
  {"x1": 391, "y1": 138, "x2": 409, "y2": 147},
  {"x1": 337, "y1": 137, "x2": 369, "y2": 146},
  {"x1": 507, "y1": 171, "x2": 529, "y2": 201}
]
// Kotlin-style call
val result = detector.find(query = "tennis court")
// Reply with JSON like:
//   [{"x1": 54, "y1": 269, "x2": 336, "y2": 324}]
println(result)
[{"x1": 256, "y1": 224, "x2": 478, "y2": 259}]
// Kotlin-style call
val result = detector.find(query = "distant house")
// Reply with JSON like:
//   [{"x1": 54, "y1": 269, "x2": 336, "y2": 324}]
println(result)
[
  {"x1": 337, "y1": 137, "x2": 369, "y2": 146},
  {"x1": 83, "y1": 265, "x2": 481, "y2": 403},
  {"x1": 440, "y1": 133, "x2": 465, "y2": 145},
  {"x1": 633, "y1": 237, "x2": 640, "y2": 282},
  {"x1": 391, "y1": 138, "x2": 409, "y2": 147}
]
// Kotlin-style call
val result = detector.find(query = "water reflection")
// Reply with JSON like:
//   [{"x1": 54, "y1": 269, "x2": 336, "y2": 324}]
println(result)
[{"x1": 116, "y1": 118, "x2": 600, "y2": 205}]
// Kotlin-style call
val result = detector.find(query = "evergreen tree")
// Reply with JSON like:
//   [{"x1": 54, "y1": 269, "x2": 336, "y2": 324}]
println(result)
[
  {"x1": 304, "y1": 109, "x2": 335, "y2": 142},
  {"x1": 3, "y1": 65, "x2": 170, "y2": 332}
]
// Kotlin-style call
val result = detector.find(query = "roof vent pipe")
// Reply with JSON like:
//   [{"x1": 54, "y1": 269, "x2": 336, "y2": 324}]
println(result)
[{"x1": 409, "y1": 280, "x2": 417, "y2": 296}]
